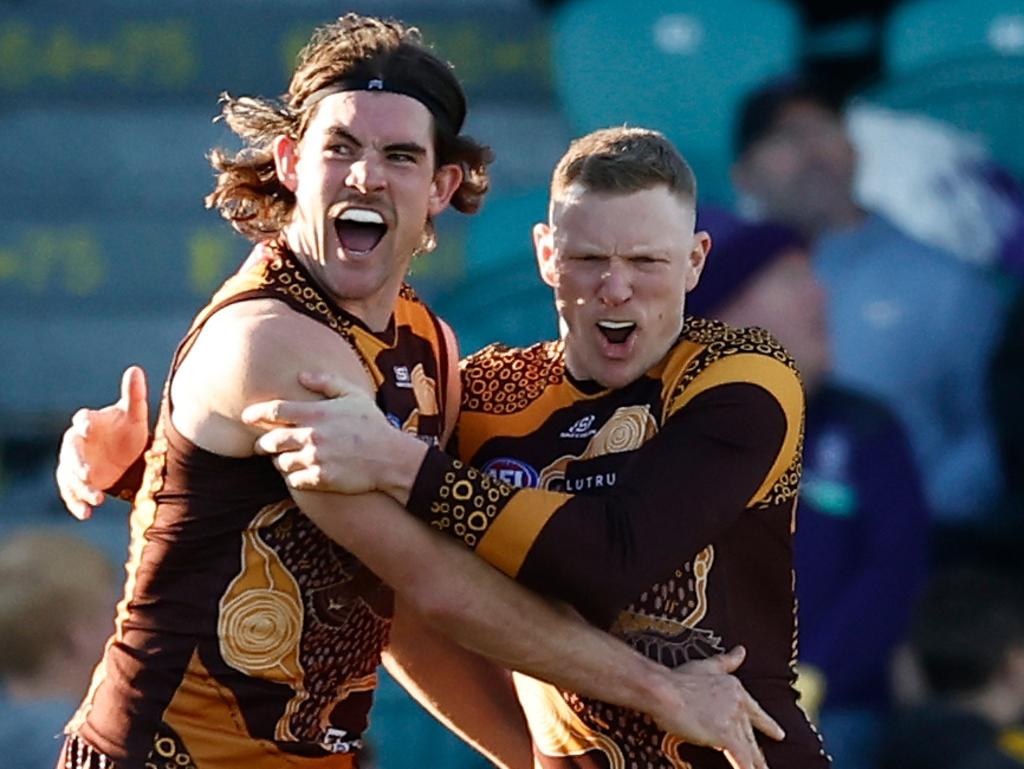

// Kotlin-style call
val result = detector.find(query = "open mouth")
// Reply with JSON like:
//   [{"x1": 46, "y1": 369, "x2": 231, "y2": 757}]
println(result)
[
  {"x1": 596, "y1": 320, "x2": 637, "y2": 345},
  {"x1": 334, "y1": 208, "x2": 388, "y2": 255}
]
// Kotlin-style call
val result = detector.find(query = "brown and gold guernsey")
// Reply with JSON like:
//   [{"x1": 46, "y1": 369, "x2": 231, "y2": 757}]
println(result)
[
  {"x1": 65, "y1": 242, "x2": 452, "y2": 769},
  {"x1": 407, "y1": 318, "x2": 830, "y2": 769}
]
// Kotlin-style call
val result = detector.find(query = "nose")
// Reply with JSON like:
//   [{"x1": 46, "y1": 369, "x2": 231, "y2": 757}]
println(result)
[
  {"x1": 596, "y1": 259, "x2": 632, "y2": 306},
  {"x1": 345, "y1": 157, "x2": 386, "y2": 194}
]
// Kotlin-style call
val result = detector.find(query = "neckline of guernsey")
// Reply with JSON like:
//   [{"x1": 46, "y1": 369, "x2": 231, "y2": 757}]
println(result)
[
  {"x1": 560, "y1": 326, "x2": 691, "y2": 396},
  {"x1": 269, "y1": 240, "x2": 399, "y2": 346}
]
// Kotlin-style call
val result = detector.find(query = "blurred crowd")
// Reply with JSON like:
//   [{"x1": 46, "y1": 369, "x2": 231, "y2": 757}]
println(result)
[{"x1": 2, "y1": 1, "x2": 1023, "y2": 768}]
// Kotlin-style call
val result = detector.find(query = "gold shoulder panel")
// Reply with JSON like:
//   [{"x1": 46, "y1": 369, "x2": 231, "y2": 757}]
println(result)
[
  {"x1": 460, "y1": 341, "x2": 565, "y2": 414},
  {"x1": 667, "y1": 320, "x2": 804, "y2": 509}
]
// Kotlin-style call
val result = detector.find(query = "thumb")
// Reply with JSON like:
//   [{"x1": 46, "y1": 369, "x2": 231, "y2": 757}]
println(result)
[
  {"x1": 119, "y1": 365, "x2": 149, "y2": 423},
  {"x1": 298, "y1": 371, "x2": 350, "y2": 399}
]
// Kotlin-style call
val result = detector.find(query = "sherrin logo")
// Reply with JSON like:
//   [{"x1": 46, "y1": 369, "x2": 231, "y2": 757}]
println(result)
[
  {"x1": 481, "y1": 457, "x2": 540, "y2": 488},
  {"x1": 560, "y1": 414, "x2": 598, "y2": 439}
]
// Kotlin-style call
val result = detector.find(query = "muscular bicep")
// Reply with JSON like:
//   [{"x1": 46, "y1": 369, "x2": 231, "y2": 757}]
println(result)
[
  {"x1": 408, "y1": 379, "x2": 799, "y2": 626},
  {"x1": 168, "y1": 300, "x2": 373, "y2": 457}
]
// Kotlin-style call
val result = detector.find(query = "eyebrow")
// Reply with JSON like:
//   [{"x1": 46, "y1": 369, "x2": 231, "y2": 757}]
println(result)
[{"x1": 324, "y1": 127, "x2": 427, "y2": 157}]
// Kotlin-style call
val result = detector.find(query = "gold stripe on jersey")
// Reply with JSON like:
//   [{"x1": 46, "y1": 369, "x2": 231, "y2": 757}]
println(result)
[
  {"x1": 160, "y1": 650, "x2": 355, "y2": 768},
  {"x1": 666, "y1": 352, "x2": 803, "y2": 506},
  {"x1": 477, "y1": 491, "x2": 571, "y2": 577}
]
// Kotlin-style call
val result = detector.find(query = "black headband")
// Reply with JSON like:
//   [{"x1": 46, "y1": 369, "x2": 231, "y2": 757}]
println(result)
[{"x1": 301, "y1": 77, "x2": 464, "y2": 136}]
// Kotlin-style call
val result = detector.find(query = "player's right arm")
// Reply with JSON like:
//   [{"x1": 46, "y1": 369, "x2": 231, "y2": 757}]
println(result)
[{"x1": 169, "y1": 300, "x2": 781, "y2": 769}]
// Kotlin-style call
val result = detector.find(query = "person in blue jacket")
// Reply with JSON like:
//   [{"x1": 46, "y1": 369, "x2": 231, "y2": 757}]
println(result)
[
  {"x1": 689, "y1": 208, "x2": 931, "y2": 769},
  {"x1": 731, "y1": 77, "x2": 1008, "y2": 524}
]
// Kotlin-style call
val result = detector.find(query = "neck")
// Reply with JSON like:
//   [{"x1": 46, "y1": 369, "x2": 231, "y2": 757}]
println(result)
[{"x1": 281, "y1": 228, "x2": 399, "y2": 333}]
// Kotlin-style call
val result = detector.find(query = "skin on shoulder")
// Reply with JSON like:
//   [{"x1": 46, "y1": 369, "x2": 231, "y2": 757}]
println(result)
[{"x1": 169, "y1": 297, "x2": 374, "y2": 458}]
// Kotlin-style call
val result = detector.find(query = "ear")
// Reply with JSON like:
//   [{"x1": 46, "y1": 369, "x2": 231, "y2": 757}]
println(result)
[
  {"x1": 685, "y1": 230, "x2": 712, "y2": 292},
  {"x1": 427, "y1": 163, "x2": 464, "y2": 217},
  {"x1": 533, "y1": 221, "x2": 558, "y2": 288},
  {"x1": 272, "y1": 135, "x2": 300, "y2": 192}
]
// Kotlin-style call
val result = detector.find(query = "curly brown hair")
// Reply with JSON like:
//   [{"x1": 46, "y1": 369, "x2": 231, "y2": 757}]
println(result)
[
  {"x1": 550, "y1": 126, "x2": 697, "y2": 205},
  {"x1": 205, "y1": 14, "x2": 494, "y2": 244}
]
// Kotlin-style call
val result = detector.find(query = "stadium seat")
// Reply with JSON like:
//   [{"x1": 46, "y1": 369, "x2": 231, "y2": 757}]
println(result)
[
  {"x1": 433, "y1": 187, "x2": 555, "y2": 354},
  {"x1": 550, "y1": 0, "x2": 800, "y2": 204},
  {"x1": 884, "y1": 0, "x2": 1024, "y2": 75},
  {"x1": 464, "y1": 187, "x2": 549, "y2": 275}
]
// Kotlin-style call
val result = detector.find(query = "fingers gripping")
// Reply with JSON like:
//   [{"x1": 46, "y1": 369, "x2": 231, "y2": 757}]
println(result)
[
  {"x1": 298, "y1": 370, "x2": 350, "y2": 399},
  {"x1": 745, "y1": 691, "x2": 784, "y2": 741},
  {"x1": 255, "y1": 426, "x2": 309, "y2": 456},
  {"x1": 242, "y1": 400, "x2": 292, "y2": 428},
  {"x1": 57, "y1": 425, "x2": 103, "y2": 519}
]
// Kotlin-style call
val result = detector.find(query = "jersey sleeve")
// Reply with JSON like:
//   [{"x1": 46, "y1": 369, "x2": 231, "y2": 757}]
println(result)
[{"x1": 408, "y1": 352, "x2": 803, "y2": 626}]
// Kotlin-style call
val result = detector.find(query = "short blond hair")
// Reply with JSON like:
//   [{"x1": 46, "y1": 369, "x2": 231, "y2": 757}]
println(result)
[{"x1": 551, "y1": 126, "x2": 697, "y2": 203}]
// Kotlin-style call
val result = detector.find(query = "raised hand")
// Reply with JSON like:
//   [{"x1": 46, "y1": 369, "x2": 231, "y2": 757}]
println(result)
[{"x1": 56, "y1": 366, "x2": 150, "y2": 519}]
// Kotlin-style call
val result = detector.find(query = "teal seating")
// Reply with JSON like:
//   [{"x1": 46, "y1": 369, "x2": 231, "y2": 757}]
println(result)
[
  {"x1": 884, "y1": 0, "x2": 1024, "y2": 75},
  {"x1": 434, "y1": 187, "x2": 555, "y2": 354},
  {"x1": 550, "y1": 0, "x2": 800, "y2": 204},
  {"x1": 464, "y1": 187, "x2": 549, "y2": 275}
]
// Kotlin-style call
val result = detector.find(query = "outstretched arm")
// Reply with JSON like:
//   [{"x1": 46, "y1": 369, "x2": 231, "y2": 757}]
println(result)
[{"x1": 55, "y1": 365, "x2": 151, "y2": 519}]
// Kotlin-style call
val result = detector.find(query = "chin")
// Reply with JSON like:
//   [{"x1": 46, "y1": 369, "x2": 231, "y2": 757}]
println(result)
[{"x1": 590, "y1": 364, "x2": 644, "y2": 390}]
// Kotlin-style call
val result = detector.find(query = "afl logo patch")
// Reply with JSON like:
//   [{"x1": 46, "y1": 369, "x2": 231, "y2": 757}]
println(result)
[{"x1": 481, "y1": 457, "x2": 539, "y2": 489}]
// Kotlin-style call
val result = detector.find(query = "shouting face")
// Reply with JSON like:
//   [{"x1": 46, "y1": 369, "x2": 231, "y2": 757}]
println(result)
[
  {"x1": 535, "y1": 184, "x2": 710, "y2": 389},
  {"x1": 276, "y1": 90, "x2": 461, "y2": 329}
]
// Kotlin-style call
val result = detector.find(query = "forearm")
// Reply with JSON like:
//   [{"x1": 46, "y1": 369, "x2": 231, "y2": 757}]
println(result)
[
  {"x1": 384, "y1": 600, "x2": 532, "y2": 769},
  {"x1": 405, "y1": 383, "x2": 793, "y2": 624},
  {"x1": 294, "y1": 488, "x2": 676, "y2": 717}
]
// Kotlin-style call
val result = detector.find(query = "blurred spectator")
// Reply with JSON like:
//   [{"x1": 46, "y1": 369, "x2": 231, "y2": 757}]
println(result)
[
  {"x1": 881, "y1": 568, "x2": 1024, "y2": 769},
  {"x1": 0, "y1": 529, "x2": 118, "y2": 769},
  {"x1": 731, "y1": 76, "x2": 1009, "y2": 523},
  {"x1": 991, "y1": 286, "x2": 1024, "y2": 518},
  {"x1": 690, "y1": 209, "x2": 930, "y2": 769},
  {"x1": 848, "y1": 103, "x2": 1024, "y2": 277}
]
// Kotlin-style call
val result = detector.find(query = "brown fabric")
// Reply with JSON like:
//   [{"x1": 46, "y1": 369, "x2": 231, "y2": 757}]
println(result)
[
  {"x1": 66, "y1": 242, "x2": 451, "y2": 769},
  {"x1": 411, "y1": 318, "x2": 829, "y2": 769}
]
